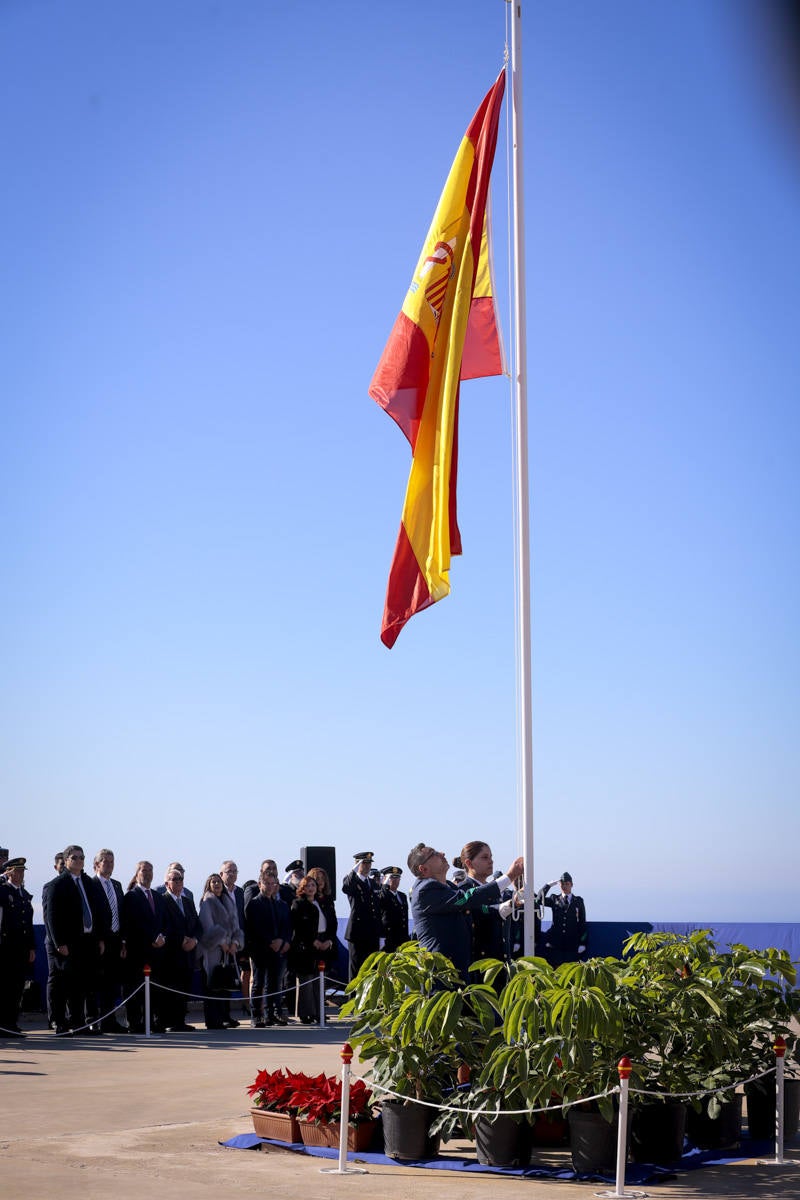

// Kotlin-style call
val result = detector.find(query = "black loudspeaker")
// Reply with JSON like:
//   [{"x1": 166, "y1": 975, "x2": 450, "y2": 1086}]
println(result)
[{"x1": 301, "y1": 846, "x2": 337, "y2": 899}]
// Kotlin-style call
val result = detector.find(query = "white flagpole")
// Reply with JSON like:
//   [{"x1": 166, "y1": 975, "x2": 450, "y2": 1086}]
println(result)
[{"x1": 509, "y1": 0, "x2": 535, "y2": 956}]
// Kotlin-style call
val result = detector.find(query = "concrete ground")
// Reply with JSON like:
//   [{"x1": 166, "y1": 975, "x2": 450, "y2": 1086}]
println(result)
[{"x1": 2, "y1": 1009, "x2": 799, "y2": 1200}]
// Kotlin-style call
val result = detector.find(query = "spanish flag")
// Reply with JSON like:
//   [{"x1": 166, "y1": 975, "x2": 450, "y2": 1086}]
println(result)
[{"x1": 370, "y1": 71, "x2": 506, "y2": 648}]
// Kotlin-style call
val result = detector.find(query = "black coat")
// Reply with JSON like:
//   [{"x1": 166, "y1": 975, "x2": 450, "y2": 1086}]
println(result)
[
  {"x1": 289, "y1": 897, "x2": 324, "y2": 975},
  {"x1": 341, "y1": 870, "x2": 380, "y2": 943},
  {"x1": 161, "y1": 891, "x2": 201, "y2": 969},
  {"x1": 121, "y1": 886, "x2": 167, "y2": 969},
  {"x1": 379, "y1": 885, "x2": 409, "y2": 952},
  {"x1": 46, "y1": 870, "x2": 108, "y2": 950},
  {"x1": 245, "y1": 892, "x2": 291, "y2": 967}
]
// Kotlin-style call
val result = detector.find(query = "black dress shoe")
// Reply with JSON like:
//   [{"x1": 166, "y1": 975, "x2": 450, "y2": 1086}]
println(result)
[
  {"x1": 85, "y1": 1025, "x2": 105, "y2": 1035},
  {"x1": 224, "y1": 1018, "x2": 240, "y2": 1028},
  {"x1": 55, "y1": 1025, "x2": 72, "y2": 1037},
  {"x1": 169, "y1": 1023, "x2": 196, "y2": 1032},
  {"x1": 251, "y1": 1018, "x2": 266, "y2": 1029},
  {"x1": 273, "y1": 1014, "x2": 288, "y2": 1026}
]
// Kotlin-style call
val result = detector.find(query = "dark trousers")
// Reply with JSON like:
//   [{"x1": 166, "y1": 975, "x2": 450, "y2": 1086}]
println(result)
[
  {"x1": 348, "y1": 937, "x2": 379, "y2": 981},
  {"x1": 160, "y1": 957, "x2": 191, "y2": 1029},
  {"x1": 251, "y1": 952, "x2": 283, "y2": 1020},
  {"x1": 95, "y1": 931, "x2": 125, "y2": 1028},
  {"x1": 0, "y1": 944, "x2": 28, "y2": 1031},
  {"x1": 53, "y1": 934, "x2": 100, "y2": 1030}
]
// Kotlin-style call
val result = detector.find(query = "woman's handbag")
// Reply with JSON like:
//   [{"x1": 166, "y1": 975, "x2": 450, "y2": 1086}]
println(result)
[{"x1": 209, "y1": 950, "x2": 238, "y2": 992}]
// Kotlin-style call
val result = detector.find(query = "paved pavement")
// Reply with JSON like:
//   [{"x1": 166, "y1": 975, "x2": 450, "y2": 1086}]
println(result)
[{"x1": 2, "y1": 1009, "x2": 799, "y2": 1199}]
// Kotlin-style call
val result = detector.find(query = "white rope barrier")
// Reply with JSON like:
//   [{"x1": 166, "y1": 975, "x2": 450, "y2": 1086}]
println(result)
[{"x1": 352, "y1": 1072, "x2": 619, "y2": 1116}]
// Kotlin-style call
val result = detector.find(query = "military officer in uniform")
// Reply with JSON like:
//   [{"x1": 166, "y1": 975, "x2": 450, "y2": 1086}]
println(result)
[
  {"x1": 0, "y1": 857, "x2": 36, "y2": 1037},
  {"x1": 541, "y1": 871, "x2": 587, "y2": 966},
  {"x1": 342, "y1": 851, "x2": 381, "y2": 980},
  {"x1": 378, "y1": 866, "x2": 409, "y2": 953}
]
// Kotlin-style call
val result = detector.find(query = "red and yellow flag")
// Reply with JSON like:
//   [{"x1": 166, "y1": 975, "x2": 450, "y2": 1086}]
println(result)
[{"x1": 370, "y1": 72, "x2": 506, "y2": 648}]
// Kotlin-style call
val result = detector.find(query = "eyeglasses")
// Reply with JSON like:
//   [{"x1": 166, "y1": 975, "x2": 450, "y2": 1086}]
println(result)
[
  {"x1": 68, "y1": 854, "x2": 85, "y2": 861},
  {"x1": 419, "y1": 849, "x2": 442, "y2": 867}
]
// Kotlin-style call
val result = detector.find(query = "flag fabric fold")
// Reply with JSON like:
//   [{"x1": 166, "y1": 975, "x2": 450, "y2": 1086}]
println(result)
[{"x1": 369, "y1": 71, "x2": 506, "y2": 648}]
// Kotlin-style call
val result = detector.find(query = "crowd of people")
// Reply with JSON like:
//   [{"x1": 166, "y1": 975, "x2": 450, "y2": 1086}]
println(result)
[{"x1": 0, "y1": 841, "x2": 588, "y2": 1038}]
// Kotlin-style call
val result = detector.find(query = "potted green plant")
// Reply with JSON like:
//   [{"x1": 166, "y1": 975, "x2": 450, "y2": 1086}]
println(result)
[
  {"x1": 622, "y1": 930, "x2": 799, "y2": 1152},
  {"x1": 341, "y1": 943, "x2": 498, "y2": 1159}
]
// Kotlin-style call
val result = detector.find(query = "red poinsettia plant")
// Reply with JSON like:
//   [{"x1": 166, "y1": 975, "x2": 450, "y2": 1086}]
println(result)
[{"x1": 247, "y1": 1068, "x2": 374, "y2": 1126}]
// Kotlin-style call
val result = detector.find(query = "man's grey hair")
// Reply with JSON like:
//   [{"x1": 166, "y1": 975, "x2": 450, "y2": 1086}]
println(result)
[{"x1": 407, "y1": 843, "x2": 429, "y2": 878}]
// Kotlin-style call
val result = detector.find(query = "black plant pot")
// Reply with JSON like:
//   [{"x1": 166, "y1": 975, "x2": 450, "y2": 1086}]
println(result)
[
  {"x1": 630, "y1": 1099, "x2": 688, "y2": 1164},
  {"x1": 381, "y1": 1100, "x2": 441, "y2": 1161},
  {"x1": 568, "y1": 1108, "x2": 625, "y2": 1173},
  {"x1": 686, "y1": 1095, "x2": 742, "y2": 1150},
  {"x1": 474, "y1": 1114, "x2": 533, "y2": 1167},
  {"x1": 745, "y1": 1077, "x2": 800, "y2": 1141}
]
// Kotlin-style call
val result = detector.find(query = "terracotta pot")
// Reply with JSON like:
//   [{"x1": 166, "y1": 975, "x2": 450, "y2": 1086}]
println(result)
[
  {"x1": 250, "y1": 1108, "x2": 302, "y2": 1143},
  {"x1": 298, "y1": 1118, "x2": 376, "y2": 1151}
]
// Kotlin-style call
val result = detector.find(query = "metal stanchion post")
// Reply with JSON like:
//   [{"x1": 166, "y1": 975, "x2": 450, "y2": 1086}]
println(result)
[
  {"x1": 775, "y1": 1035, "x2": 786, "y2": 1164},
  {"x1": 596, "y1": 1057, "x2": 647, "y2": 1199},
  {"x1": 318, "y1": 962, "x2": 326, "y2": 1029},
  {"x1": 758, "y1": 1035, "x2": 788, "y2": 1165},
  {"x1": 143, "y1": 965, "x2": 152, "y2": 1039},
  {"x1": 320, "y1": 1043, "x2": 368, "y2": 1176}
]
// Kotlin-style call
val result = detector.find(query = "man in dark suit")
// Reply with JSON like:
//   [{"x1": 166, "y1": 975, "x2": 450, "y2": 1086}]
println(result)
[
  {"x1": 541, "y1": 872, "x2": 587, "y2": 966},
  {"x1": 245, "y1": 867, "x2": 291, "y2": 1027},
  {"x1": 42, "y1": 851, "x2": 66, "y2": 1028},
  {"x1": 160, "y1": 866, "x2": 201, "y2": 1031},
  {"x1": 121, "y1": 860, "x2": 167, "y2": 1033},
  {"x1": 378, "y1": 866, "x2": 409, "y2": 953},
  {"x1": 342, "y1": 851, "x2": 382, "y2": 980},
  {"x1": 46, "y1": 844, "x2": 108, "y2": 1035},
  {"x1": 0, "y1": 857, "x2": 35, "y2": 1037},
  {"x1": 92, "y1": 848, "x2": 128, "y2": 1032},
  {"x1": 408, "y1": 843, "x2": 524, "y2": 981}
]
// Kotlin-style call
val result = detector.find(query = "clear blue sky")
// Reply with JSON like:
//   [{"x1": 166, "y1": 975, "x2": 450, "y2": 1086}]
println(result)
[{"x1": 2, "y1": 1, "x2": 798, "y2": 924}]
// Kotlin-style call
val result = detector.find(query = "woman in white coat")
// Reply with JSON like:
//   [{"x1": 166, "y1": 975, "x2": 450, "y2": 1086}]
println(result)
[{"x1": 198, "y1": 873, "x2": 243, "y2": 1030}]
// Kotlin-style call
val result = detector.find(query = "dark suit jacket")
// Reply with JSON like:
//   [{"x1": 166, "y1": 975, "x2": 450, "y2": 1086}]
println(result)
[
  {"x1": 161, "y1": 891, "x2": 201, "y2": 969},
  {"x1": 245, "y1": 893, "x2": 291, "y2": 967},
  {"x1": 543, "y1": 891, "x2": 587, "y2": 953},
  {"x1": 410, "y1": 876, "x2": 502, "y2": 980},
  {"x1": 226, "y1": 885, "x2": 246, "y2": 932},
  {"x1": 91, "y1": 875, "x2": 125, "y2": 936},
  {"x1": 379, "y1": 885, "x2": 409, "y2": 952},
  {"x1": 342, "y1": 870, "x2": 381, "y2": 942},
  {"x1": 121, "y1": 886, "x2": 167, "y2": 967},
  {"x1": 46, "y1": 870, "x2": 108, "y2": 950}
]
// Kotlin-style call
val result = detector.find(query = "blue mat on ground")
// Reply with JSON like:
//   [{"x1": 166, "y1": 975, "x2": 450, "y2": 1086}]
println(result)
[{"x1": 220, "y1": 1132, "x2": 776, "y2": 1181}]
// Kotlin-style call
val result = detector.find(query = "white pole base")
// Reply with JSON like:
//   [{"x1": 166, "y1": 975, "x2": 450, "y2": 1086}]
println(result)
[
  {"x1": 319, "y1": 1166, "x2": 368, "y2": 1175},
  {"x1": 594, "y1": 1190, "x2": 648, "y2": 1198}
]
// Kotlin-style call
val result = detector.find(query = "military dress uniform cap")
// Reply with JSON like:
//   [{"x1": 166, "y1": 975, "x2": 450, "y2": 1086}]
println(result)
[
  {"x1": 353, "y1": 851, "x2": 374, "y2": 861},
  {"x1": 1, "y1": 856, "x2": 26, "y2": 871},
  {"x1": 560, "y1": 871, "x2": 573, "y2": 883},
  {"x1": 381, "y1": 866, "x2": 402, "y2": 877},
  {"x1": 284, "y1": 859, "x2": 304, "y2": 873}
]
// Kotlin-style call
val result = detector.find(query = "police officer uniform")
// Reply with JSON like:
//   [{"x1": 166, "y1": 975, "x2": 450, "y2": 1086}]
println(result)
[
  {"x1": 341, "y1": 851, "x2": 381, "y2": 979},
  {"x1": 541, "y1": 872, "x2": 587, "y2": 966},
  {"x1": 0, "y1": 857, "x2": 35, "y2": 1036},
  {"x1": 378, "y1": 867, "x2": 409, "y2": 953}
]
